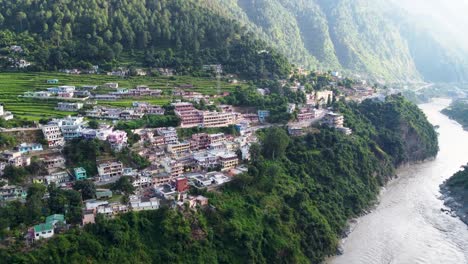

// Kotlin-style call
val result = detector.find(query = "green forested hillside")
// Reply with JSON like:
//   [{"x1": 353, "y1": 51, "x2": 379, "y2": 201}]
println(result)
[
  {"x1": 0, "y1": 96, "x2": 438, "y2": 263},
  {"x1": 1, "y1": 0, "x2": 466, "y2": 82},
  {"x1": 0, "y1": 0, "x2": 290, "y2": 79},
  {"x1": 200, "y1": 0, "x2": 468, "y2": 82}
]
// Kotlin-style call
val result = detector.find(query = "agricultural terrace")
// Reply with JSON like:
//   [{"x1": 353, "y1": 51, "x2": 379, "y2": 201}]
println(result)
[{"x1": 0, "y1": 72, "x2": 243, "y2": 120}]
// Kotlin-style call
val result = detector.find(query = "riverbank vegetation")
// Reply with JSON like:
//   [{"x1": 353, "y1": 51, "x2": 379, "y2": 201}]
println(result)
[
  {"x1": 442, "y1": 99, "x2": 468, "y2": 130},
  {"x1": 441, "y1": 164, "x2": 468, "y2": 225},
  {"x1": 0, "y1": 96, "x2": 439, "y2": 263}
]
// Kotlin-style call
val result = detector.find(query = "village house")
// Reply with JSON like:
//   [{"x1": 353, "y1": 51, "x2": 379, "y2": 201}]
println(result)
[
  {"x1": 155, "y1": 184, "x2": 177, "y2": 199},
  {"x1": 0, "y1": 104, "x2": 14, "y2": 120},
  {"x1": 219, "y1": 153, "x2": 239, "y2": 171},
  {"x1": 0, "y1": 185, "x2": 27, "y2": 201},
  {"x1": 45, "y1": 171, "x2": 70, "y2": 185},
  {"x1": 104, "y1": 82, "x2": 119, "y2": 89},
  {"x1": 33, "y1": 223, "x2": 54, "y2": 240},
  {"x1": 167, "y1": 142, "x2": 191, "y2": 156},
  {"x1": 175, "y1": 177, "x2": 189, "y2": 192},
  {"x1": 156, "y1": 127, "x2": 179, "y2": 145},
  {"x1": 1, "y1": 150, "x2": 31, "y2": 167},
  {"x1": 42, "y1": 125, "x2": 65, "y2": 148},
  {"x1": 97, "y1": 161, "x2": 123, "y2": 181},
  {"x1": 96, "y1": 189, "x2": 113, "y2": 199},
  {"x1": 17, "y1": 143, "x2": 43, "y2": 154},
  {"x1": 56, "y1": 102, "x2": 83, "y2": 112},
  {"x1": 42, "y1": 155, "x2": 66, "y2": 170},
  {"x1": 257, "y1": 110, "x2": 270, "y2": 123},
  {"x1": 74, "y1": 167, "x2": 87, "y2": 180},
  {"x1": 107, "y1": 130, "x2": 128, "y2": 151},
  {"x1": 130, "y1": 197, "x2": 160, "y2": 211}
]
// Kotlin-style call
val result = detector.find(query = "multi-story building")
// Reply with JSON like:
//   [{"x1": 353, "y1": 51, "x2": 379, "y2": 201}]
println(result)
[
  {"x1": 42, "y1": 156, "x2": 66, "y2": 170},
  {"x1": 74, "y1": 167, "x2": 87, "y2": 180},
  {"x1": 323, "y1": 112, "x2": 344, "y2": 128},
  {"x1": 201, "y1": 111, "x2": 235, "y2": 128},
  {"x1": 167, "y1": 142, "x2": 191, "y2": 156},
  {"x1": 107, "y1": 131, "x2": 128, "y2": 151},
  {"x1": 258, "y1": 110, "x2": 270, "y2": 124},
  {"x1": 219, "y1": 153, "x2": 239, "y2": 171},
  {"x1": 42, "y1": 125, "x2": 65, "y2": 148},
  {"x1": 193, "y1": 152, "x2": 218, "y2": 169},
  {"x1": 45, "y1": 171, "x2": 70, "y2": 185},
  {"x1": 61, "y1": 125, "x2": 83, "y2": 140},
  {"x1": 190, "y1": 133, "x2": 210, "y2": 151},
  {"x1": 97, "y1": 161, "x2": 123, "y2": 179},
  {"x1": 1, "y1": 150, "x2": 31, "y2": 167},
  {"x1": 156, "y1": 127, "x2": 178, "y2": 145}
]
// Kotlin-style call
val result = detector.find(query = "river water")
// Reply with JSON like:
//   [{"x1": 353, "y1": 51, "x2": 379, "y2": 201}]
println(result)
[{"x1": 329, "y1": 98, "x2": 468, "y2": 264}]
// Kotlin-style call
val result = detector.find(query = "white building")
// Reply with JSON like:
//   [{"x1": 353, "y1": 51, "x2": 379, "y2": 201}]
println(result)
[{"x1": 42, "y1": 125, "x2": 65, "y2": 148}]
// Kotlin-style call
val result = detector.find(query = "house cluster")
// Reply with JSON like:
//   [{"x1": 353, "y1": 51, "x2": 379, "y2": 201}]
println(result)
[
  {"x1": 86, "y1": 102, "x2": 164, "y2": 120},
  {"x1": 29, "y1": 214, "x2": 66, "y2": 241},
  {"x1": 100, "y1": 85, "x2": 163, "y2": 99},
  {"x1": 41, "y1": 116, "x2": 128, "y2": 151},
  {"x1": 23, "y1": 85, "x2": 90, "y2": 100}
]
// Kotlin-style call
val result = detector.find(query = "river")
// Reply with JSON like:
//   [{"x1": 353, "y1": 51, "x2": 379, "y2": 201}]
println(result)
[{"x1": 329, "y1": 98, "x2": 468, "y2": 264}]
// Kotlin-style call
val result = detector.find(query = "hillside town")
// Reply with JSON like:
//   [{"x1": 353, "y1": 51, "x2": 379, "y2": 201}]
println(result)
[{"x1": 0, "y1": 67, "x2": 381, "y2": 242}]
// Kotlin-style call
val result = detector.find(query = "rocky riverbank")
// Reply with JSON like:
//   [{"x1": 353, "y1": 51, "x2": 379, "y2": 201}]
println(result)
[{"x1": 440, "y1": 166, "x2": 468, "y2": 225}]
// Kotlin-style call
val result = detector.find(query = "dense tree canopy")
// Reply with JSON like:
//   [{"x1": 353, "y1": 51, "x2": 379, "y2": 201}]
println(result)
[{"x1": 0, "y1": 0, "x2": 291, "y2": 79}]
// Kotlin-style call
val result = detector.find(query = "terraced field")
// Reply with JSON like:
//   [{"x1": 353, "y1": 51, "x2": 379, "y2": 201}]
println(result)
[{"x1": 0, "y1": 72, "x2": 243, "y2": 120}]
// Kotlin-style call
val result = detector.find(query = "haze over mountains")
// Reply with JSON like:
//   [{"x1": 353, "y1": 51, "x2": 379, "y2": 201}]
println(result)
[{"x1": 200, "y1": 0, "x2": 468, "y2": 83}]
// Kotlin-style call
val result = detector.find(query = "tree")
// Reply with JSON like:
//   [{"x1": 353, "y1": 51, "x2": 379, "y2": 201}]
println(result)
[
  {"x1": 73, "y1": 180, "x2": 96, "y2": 200},
  {"x1": 88, "y1": 119, "x2": 100, "y2": 129},
  {"x1": 111, "y1": 176, "x2": 135, "y2": 195},
  {"x1": 262, "y1": 127, "x2": 290, "y2": 160},
  {"x1": 2, "y1": 165, "x2": 28, "y2": 184}
]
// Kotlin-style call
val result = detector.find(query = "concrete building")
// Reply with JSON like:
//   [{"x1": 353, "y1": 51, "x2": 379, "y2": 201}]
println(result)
[
  {"x1": 74, "y1": 167, "x2": 87, "y2": 180},
  {"x1": 156, "y1": 127, "x2": 178, "y2": 145},
  {"x1": 258, "y1": 110, "x2": 270, "y2": 123},
  {"x1": 107, "y1": 130, "x2": 128, "y2": 151},
  {"x1": 219, "y1": 153, "x2": 239, "y2": 171},
  {"x1": 323, "y1": 112, "x2": 344, "y2": 128},
  {"x1": 42, "y1": 125, "x2": 65, "y2": 148},
  {"x1": 56, "y1": 102, "x2": 83, "y2": 111},
  {"x1": 17, "y1": 143, "x2": 43, "y2": 153},
  {"x1": 33, "y1": 223, "x2": 54, "y2": 240},
  {"x1": 45, "y1": 171, "x2": 70, "y2": 185},
  {"x1": 0, "y1": 104, "x2": 14, "y2": 120},
  {"x1": 97, "y1": 162, "x2": 123, "y2": 180}
]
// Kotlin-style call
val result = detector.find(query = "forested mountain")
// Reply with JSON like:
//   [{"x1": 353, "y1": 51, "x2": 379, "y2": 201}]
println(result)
[
  {"x1": 199, "y1": 0, "x2": 468, "y2": 83},
  {"x1": 0, "y1": 0, "x2": 465, "y2": 82},
  {"x1": 0, "y1": 0, "x2": 290, "y2": 79}
]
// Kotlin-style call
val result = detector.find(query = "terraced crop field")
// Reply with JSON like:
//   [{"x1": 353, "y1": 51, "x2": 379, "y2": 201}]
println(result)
[{"x1": 0, "y1": 72, "x2": 243, "y2": 120}]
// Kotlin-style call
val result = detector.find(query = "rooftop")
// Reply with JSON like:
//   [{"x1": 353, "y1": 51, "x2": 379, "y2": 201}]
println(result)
[{"x1": 34, "y1": 223, "x2": 54, "y2": 232}]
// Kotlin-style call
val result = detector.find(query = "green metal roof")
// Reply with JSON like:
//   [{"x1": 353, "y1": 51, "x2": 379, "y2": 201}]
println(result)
[
  {"x1": 45, "y1": 214, "x2": 65, "y2": 224},
  {"x1": 34, "y1": 223, "x2": 53, "y2": 233}
]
